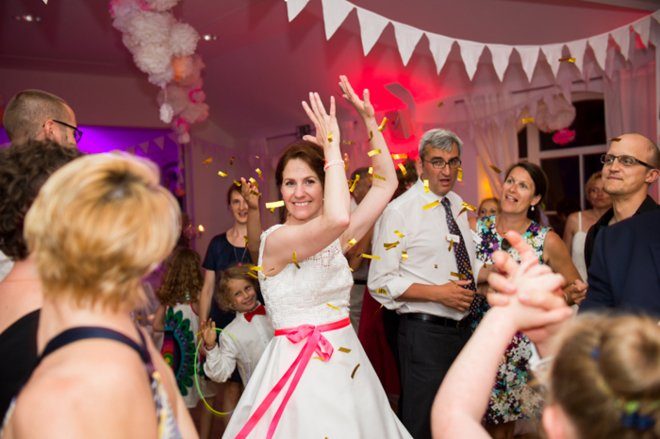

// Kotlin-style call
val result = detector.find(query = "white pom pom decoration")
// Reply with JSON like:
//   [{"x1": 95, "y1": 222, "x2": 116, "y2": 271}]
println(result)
[
  {"x1": 170, "y1": 22, "x2": 199, "y2": 57},
  {"x1": 145, "y1": 0, "x2": 180, "y2": 12},
  {"x1": 159, "y1": 103, "x2": 174, "y2": 124}
]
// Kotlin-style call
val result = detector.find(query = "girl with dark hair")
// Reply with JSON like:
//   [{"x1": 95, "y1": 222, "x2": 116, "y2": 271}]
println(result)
[{"x1": 467, "y1": 161, "x2": 586, "y2": 438}]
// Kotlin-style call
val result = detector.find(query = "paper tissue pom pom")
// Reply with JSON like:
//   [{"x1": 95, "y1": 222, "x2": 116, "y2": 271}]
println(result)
[
  {"x1": 146, "y1": 66, "x2": 174, "y2": 88},
  {"x1": 159, "y1": 103, "x2": 174, "y2": 124},
  {"x1": 134, "y1": 43, "x2": 172, "y2": 75},
  {"x1": 552, "y1": 128, "x2": 576, "y2": 145},
  {"x1": 177, "y1": 131, "x2": 191, "y2": 144},
  {"x1": 181, "y1": 102, "x2": 209, "y2": 124},
  {"x1": 127, "y1": 11, "x2": 173, "y2": 46},
  {"x1": 145, "y1": 0, "x2": 180, "y2": 12},
  {"x1": 172, "y1": 56, "x2": 194, "y2": 83},
  {"x1": 188, "y1": 87, "x2": 205, "y2": 104},
  {"x1": 170, "y1": 22, "x2": 199, "y2": 57}
]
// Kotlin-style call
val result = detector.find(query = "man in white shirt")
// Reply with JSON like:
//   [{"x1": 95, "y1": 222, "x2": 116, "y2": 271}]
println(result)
[{"x1": 368, "y1": 128, "x2": 486, "y2": 439}]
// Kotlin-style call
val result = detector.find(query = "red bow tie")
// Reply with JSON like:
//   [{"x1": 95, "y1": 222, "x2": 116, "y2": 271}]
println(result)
[{"x1": 244, "y1": 304, "x2": 266, "y2": 322}]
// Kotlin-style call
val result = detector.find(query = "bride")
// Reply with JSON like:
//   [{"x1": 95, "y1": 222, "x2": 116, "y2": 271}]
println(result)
[{"x1": 223, "y1": 76, "x2": 411, "y2": 438}]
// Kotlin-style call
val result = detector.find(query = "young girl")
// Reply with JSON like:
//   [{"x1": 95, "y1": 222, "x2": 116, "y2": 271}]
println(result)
[
  {"x1": 201, "y1": 264, "x2": 274, "y2": 386},
  {"x1": 154, "y1": 247, "x2": 214, "y2": 438}
]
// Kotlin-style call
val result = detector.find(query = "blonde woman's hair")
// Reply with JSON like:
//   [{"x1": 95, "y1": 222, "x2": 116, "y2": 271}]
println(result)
[
  {"x1": 550, "y1": 314, "x2": 660, "y2": 438},
  {"x1": 24, "y1": 153, "x2": 181, "y2": 311}
]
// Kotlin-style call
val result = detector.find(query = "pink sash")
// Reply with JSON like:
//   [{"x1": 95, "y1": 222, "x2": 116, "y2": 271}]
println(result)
[{"x1": 235, "y1": 317, "x2": 350, "y2": 439}]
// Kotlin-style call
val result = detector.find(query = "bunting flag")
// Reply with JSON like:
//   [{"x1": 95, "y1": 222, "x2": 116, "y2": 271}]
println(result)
[
  {"x1": 154, "y1": 135, "x2": 166, "y2": 150},
  {"x1": 287, "y1": 0, "x2": 659, "y2": 82}
]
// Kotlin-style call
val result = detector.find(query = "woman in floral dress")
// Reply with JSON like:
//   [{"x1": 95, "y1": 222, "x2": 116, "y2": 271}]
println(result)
[{"x1": 468, "y1": 161, "x2": 586, "y2": 438}]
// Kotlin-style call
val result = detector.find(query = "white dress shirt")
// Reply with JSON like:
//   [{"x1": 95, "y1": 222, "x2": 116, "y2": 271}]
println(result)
[
  {"x1": 368, "y1": 179, "x2": 484, "y2": 321},
  {"x1": 204, "y1": 308, "x2": 274, "y2": 385}
]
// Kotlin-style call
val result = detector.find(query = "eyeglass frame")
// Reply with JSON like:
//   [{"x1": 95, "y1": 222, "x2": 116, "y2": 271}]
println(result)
[
  {"x1": 422, "y1": 156, "x2": 462, "y2": 170},
  {"x1": 600, "y1": 153, "x2": 656, "y2": 170},
  {"x1": 51, "y1": 119, "x2": 83, "y2": 143}
]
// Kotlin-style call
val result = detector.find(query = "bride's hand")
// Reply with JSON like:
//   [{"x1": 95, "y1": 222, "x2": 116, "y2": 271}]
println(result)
[
  {"x1": 301, "y1": 92, "x2": 340, "y2": 150},
  {"x1": 338, "y1": 75, "x2": 375, "y2": 120}
]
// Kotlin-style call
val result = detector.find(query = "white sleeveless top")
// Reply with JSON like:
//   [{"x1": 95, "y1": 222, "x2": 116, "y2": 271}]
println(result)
[{"x1": 571, "y1": 212, "x2": 588, "y2": 281}]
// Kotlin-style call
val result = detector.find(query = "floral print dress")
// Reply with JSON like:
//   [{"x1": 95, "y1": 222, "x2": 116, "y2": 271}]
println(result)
[{"x1": 468, "y1": 215, "x2": 548, "y2": 425}]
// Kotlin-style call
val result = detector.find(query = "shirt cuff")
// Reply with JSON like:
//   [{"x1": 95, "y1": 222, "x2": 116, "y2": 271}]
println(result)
[{"x1": 381, "y1": 277, "x2": 415, "y2": 301}]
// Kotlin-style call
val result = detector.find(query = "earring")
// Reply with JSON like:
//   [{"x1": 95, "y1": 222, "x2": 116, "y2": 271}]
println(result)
[{"x1": 531, "y1": 205, "x2": 535, "y2": 212}]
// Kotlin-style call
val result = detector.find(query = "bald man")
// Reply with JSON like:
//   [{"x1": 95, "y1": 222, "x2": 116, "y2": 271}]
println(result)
[
  {"x1": 2, "y1": 89, "x2": 79, "y2": 147},
  {"x1": 583, "y1": 133, "x2": 660, "y2": 268}
]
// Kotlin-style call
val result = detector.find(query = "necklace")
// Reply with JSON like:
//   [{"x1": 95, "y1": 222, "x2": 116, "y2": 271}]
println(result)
[{"x1": 232, "y1": 242, "x2": 249, "y2": 266}]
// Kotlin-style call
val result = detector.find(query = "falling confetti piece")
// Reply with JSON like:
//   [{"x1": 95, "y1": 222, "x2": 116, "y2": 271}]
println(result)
[
  {"x1": 361, "y1": 253, "x2": 381, "y2": 261},
  {"x1": 255, "y1": 168, "x2": 263, "y2": 179},
  {"x1": 520, "y1": 117, "x2": 535, "y2": 125},
  {"x1": 368, "y1": 167, "x2": 374, "y2": 175},
  {"x1": 489, "y1": 164, "x2": 503, "y2": 174},
  {"x1": 423, "y1": 179, "x2": 430, "y2": 193},
  {"x1": 450, "y1": 271, "x2": 467, "y2": 280},
  {"x1": 437, "y1": 101, "x2": 444, "y2": 107},
  {"x1": 327, "y1": 132, "x2": 334, "y2": 143},
  {"x1": 248, "y1": 177, "x2": 258, "y2": 186},
  {"x1": 326, "y1": 303, "x2": 340, "y2": 311},
  {"x1": 347, "y1": 238, "x2": 357, "y2": 247},
  {"x1": 448, "y1": 240, "x2": 455, "y2": 252},
  {"x1": 292, "y1": 251, "x2": 301, "y2": 269},
  {"x1": 393, "y1": 230, "x2": 405, "y2": 239},
  {"x1": 368, "y1": 131, "x2": 373, "y2": 141},
  {"x1": 372, "y1": 173, "x2": 386, "y2": 181},
  {"x1": 349, "y1": 174, "x2": 360, "y2": 193},
  {"x1": 244, "y1": 235, "x2": 248, "y2": 246},
  {"x1": 249, "y1": 265, "x2": 263, "y2": 272},
  {"x1": 247, "y1": 272, "x2": 259, "y2": 280},
  {"x1": 367, "y1": 148, "x2": 382, "y2": 157},
  {"x1": 457, "y1": 167, "x2": 463, "y2": 182},
  {"x1": 203, "y1": 157, "x2": 213, "y2": 164},
  {"x1": 265, "y1": 200, "x2": 285, "y2": 210},
  {"x1": 338, "y1": 347, "x2": 351, "y2": 354},
  {"x1": 559, "y1": 56, "x2": 576, "y2": 63},
  {"x1": 233, "y1": 180, "x2": 242, "y2": 187},
  {"x1": 423, "y1": 200, "x2": 440, "y2": 210},
  {"x1": 351, "y1": 363, "x2": 361, "y2": 379},
  {"x1": 377, "y1": 117, "x2": 388, "y2": 132},
  {"x1": 391, "y1": 153, "x2": 408, "y2": 160},
  {"x1": 197, "y1": 225, "x2": 205, "y2": 233},
  {"x1": 401, "y1": 251, "x2": 408, "y2": 261},
  {"x1": 397, "y1": 163, "x2": 407, "y2": 176},
  {"x1": 217, "y1": 171, "x2": 228, "y2": 178},
  {"x1": 383, "y1": 241, "x2": 400, "y2": 250},
  {"x1": 342, "y1": 140, "x2": 354, "y2": 145},
  {"x1": 374, "y1": 288, "x2": 388, "y2": 295},
  {"x1": 462, "y1": 201, "x2": 477, "y2": 212}
]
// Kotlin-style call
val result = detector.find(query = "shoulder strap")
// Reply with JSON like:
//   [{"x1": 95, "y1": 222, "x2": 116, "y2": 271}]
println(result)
[{"x1": 578, "y1": 211, "x2": 583, "y2": 230}]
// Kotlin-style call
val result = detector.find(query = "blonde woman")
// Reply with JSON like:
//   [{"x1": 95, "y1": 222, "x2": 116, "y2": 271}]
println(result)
[{"x1": 2, "y1": 154, "x2": 196, "y2": 438}]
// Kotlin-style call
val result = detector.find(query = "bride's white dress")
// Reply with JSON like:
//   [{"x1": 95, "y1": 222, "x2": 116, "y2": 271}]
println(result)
[{"x1": 223, "y1": 225, "x2": 411, "y2": 438}]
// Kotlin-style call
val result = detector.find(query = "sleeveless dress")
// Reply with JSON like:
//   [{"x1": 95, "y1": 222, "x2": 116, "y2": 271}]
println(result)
[
  {"x1": 223, "y1": 225, "x2": 411, "y2": 438},
  {"x1": 467, "y1": 215, "x2": 548, "y2": 425},
  {"x1": 571, "y1": 212, "x2": 588, "y2": 282}
]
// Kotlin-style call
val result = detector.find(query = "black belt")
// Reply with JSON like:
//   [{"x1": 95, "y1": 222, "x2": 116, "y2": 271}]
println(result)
[
  {"x1": 403, "y1": 313, "x2": 469, "y2": 328},
  {"x1": 354, "y1": 280, "x2": 367, "y2": 285}
]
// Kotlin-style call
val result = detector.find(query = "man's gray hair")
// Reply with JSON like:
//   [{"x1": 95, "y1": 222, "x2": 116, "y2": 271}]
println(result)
[{"x1": 419, "y1": 128, "x2": 463, "y2": 158}]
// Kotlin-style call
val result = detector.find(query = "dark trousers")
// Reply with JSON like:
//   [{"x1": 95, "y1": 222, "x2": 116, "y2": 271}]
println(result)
[{"x1": 397, "y1": 316, "x2": 470, "y2": 439}]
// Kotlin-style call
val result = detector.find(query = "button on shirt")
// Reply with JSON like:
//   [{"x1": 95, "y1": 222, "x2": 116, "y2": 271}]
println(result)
[
  {"x1": 204, "y1": 309, "x2": 274, "y2": 386},
  {"x1": 368, "y1": 179, "x2": 483, "y2": 321}
]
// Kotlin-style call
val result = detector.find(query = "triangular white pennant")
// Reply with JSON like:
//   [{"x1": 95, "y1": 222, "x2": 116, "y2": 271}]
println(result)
[
  {"x1": 488, "y1": 44, "x2": 514, "y2": 82},
  {"x1": 138, "y1": 141, "x2": 150, "y2": 154},
  {"x1": 427, "y1": 32, "x2": 453, "y2": 74},
  {"x1": 154, "y1": 136, "x2": 165, "y2": 150},
  {"x1": 515, "y1": 46, "x2": 540, "y2": 83},
  {"x1": 392, "y1": 21, "x2": 424, "y2": 66},
  {"x1": 610, "y1": 26, "x2": 631, "y2": 61},
  {"x1": 566, "y1": 39, "x2": 587, "y2": 74},
  {"x1": 457, "y1": 39, "x2": 485, "y2": 80},
  {"x1": 540, "y1": 43, "x2": 564, "y2": 79},
  {"x1": 321, "y1": 0, "x2": 354, "y2": 41},
  {"x1": 589, "y1": 33, "x2": 609, "y2": 72},
  {"x1": 286, "y1": 0, "x2": 310, "y2": 22},
  {"x1": 356, "y1": 7, "x2": 389, "y2": 56},
  {"x1": 633, "y1": 16, "x2": 651, "y2": 48}
]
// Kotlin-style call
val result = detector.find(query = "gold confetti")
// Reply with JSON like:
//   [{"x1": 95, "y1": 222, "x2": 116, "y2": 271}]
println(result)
[
  {"x1": 393, "y1": 230, "x2": 405, "y2": 239},
  {"x1": 338, "y1": 347, "x2": 351, "y2": 354},
  {"x1": 255, "y1": 155, "x2": 260, "y2": 159},
  {"x1": 361, "y1": 253, "x2": 381, "y2": 261},
  {"x1": 342, "y1": 140, "x2": 354, "y2": 145},
  {"x1": 326, "y1": 303, "x2": 340, "y2": 311},
  {"x1": 233, "y1": 180, "x2": 242, "y2": 187},
  {"x1": 368, "y1": 167, "x2": 374, "y2": 175},
  {"x1": 450, "y1": 271, "x2": 467, "y2": 280},
  {"x1": 327, "y1": 132, "x2": 334, "y2": 143},
  {"x1": 243, "y1": 235, "x2": 248, "y2": 246},
  {"x1": 374, "y1": 288, "x2": 388, "y2": 295},
  {"x1": 489, "y1": 164, "x2": 503, "y2": 174},
  {"x1": 423, "y1": 179, "x2": 430, "y2": 193},
  {"x1": 520, "y1": 117, "x2": 535, "y2": 125},
  {"x1": 265, "y1": 200, "x2": 285, "y2": 210},
  {"x1": 378, "y1": 117, "x2": 388, "y2": 132},
  {"x1": 348, "y1": 267, "x2": 354, "y2": 272},
  {"x1": 367, "y1": 148, "x2": 382, "y2": 157},
  {"x1": 249, "y1": 265, "x2": 263, "y2": 272},
  {"x1": 255, "y1": 168, "x2": 263, "y2": 179},
  {"x1": 423, "y1": 200, "x2": 440, "y2": 210},
  {"x1": 391, "y1": 153, "x2": 408, "y2": 160},
  {"x1": 559, "y1": 56, "x2": 576, "y2": 63},
  {"x1": 368, "y1": 131, "x2": 374, "y2": 141},
  {"x1": 383, "y1": 241, "x2": 400, "y2": 250},
  {"x1": 457, "y1": 167, "x2": 463, "y2": 182},
  {"x1": 401, "y1": 251, "x2": 408, "y2": 261},
  {"x1": 248, "y1": 177, "x2": 258, "y2": 187},
  {"x1": 349, "y1": 174, "x2": 360, "y2": 193},
  {"x1": 437, "y1": 101, "x2": 444, "y2": 107},
  {"x1": 229, "y1": 156, "x2": 235, "y2": 166},
  {"x1": 203, "y1": 157, "x2": 213, "y2": 164},
  {"x1": 351, "y1": 363, "x2": 361, "y2": 379},
  {"x1": 448, "y1": 240, "x2": 455, "y2": 252},
  {"x1": 347, "y1": 238, "x2": 357, "y2": 247},
  {"x1": 197, "y1": 225, "x2": 205, "y2": 233},
  {"x1": 397, "y1": 163, "x2": 407, "y2": 176},
  {"x1": 247, "y1": 271, "x2": 259, "y2": 280},
  {"x1": 292, "y1": 251, "x2": 301, "y2": 269},
  {"x1": 372, "y1": 173, "x2": 386, "y2": 181},
  {"x1": 462, "y1": 201, "x2": 477, "y2": 212},
  {"x1": 217, "y1": 170, "x2": 228, "y2": 178}
]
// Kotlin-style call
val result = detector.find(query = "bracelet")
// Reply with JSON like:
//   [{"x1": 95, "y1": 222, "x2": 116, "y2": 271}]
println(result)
[{"x1": 323, "y1": 159, "x2": 344, "y2": 171}]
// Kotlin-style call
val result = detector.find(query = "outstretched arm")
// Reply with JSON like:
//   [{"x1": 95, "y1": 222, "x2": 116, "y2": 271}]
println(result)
[
  {"x1": 241, "y1": 177, "x2": 262, "y2": 263},
  {"x1": 338, "y1": 76, "x2": 398, "y2": 250}
]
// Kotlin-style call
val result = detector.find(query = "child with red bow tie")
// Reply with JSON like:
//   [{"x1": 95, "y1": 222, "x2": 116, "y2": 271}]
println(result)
[{"x1": 201, "y1": 264, "x2": 273, "y2": 385}]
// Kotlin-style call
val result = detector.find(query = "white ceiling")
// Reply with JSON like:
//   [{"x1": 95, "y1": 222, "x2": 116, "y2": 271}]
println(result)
[{"x1": 0, "y1": 0, "x2": 655, "y2": 140}]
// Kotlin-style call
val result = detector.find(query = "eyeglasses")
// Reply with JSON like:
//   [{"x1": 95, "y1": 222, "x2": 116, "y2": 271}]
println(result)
[
  {"x1": 52, "y1": 119, "x2": 83, "y2": 143},
  {"x1": 600, "y1": 153, "x2": 656, "y2": 169},
  {"x1": 424, "y1": 157, "x2": 462, "y2": 170}
]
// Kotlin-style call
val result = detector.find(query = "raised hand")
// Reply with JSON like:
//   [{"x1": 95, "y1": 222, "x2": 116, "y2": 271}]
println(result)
[
  {"x1": 240, "y1": 177, "x2": 260, "y2": 210},
  {"x1": 338, "y1": 75, "x2": 375, "y2": 120},
  {"x1": 200, "y1": 318, "x2": 217, "y2": 350},
  {"x1": 301, "y1": 92, "x2": 339, "y2": 150}
]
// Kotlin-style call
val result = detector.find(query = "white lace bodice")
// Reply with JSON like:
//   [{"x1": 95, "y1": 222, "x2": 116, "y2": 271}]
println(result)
[{"x1": 258, "y1": 225, "x2": 353, "y2": 328}]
